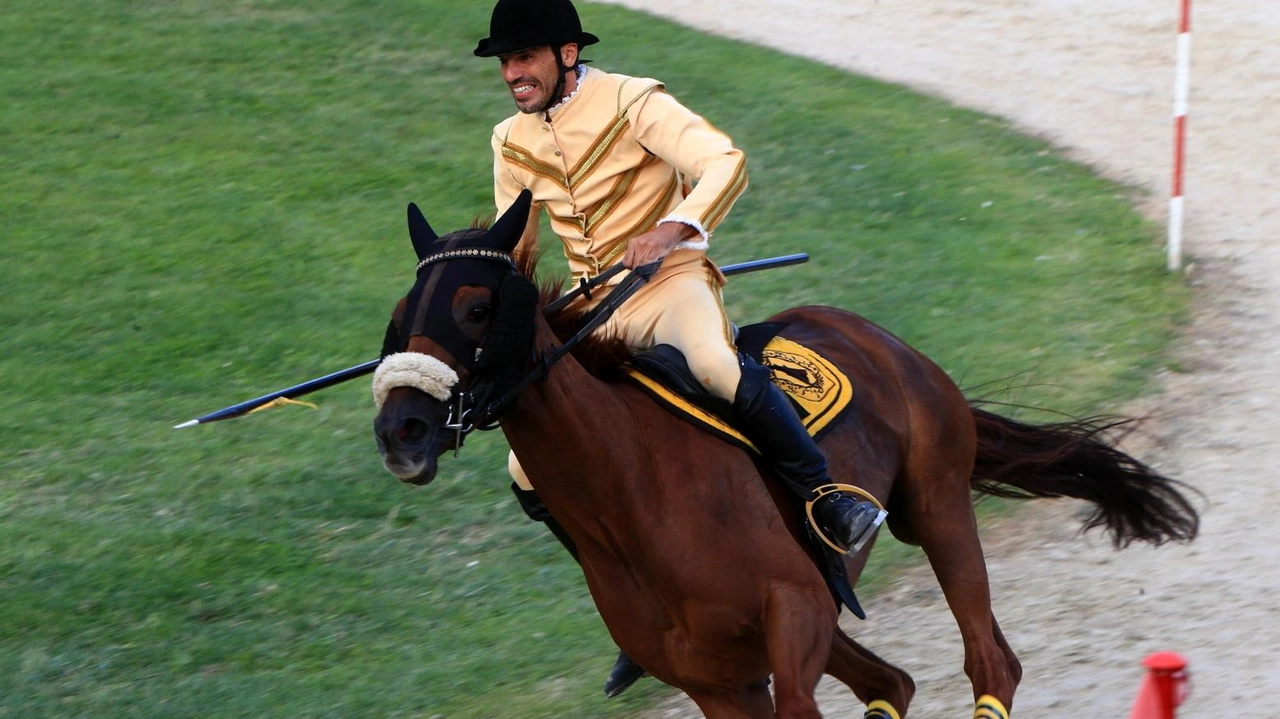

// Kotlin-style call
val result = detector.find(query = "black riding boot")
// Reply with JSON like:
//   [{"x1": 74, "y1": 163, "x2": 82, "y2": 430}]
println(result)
[
  {"x1": 731, "y1": 359, "x2": 887, "y2": 554},
  {"x1": 510, "y1": 483, "x2": 647, "y2": 698}
]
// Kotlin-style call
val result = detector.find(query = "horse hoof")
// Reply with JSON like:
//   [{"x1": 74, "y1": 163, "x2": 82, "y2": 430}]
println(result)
[
  {"x1": 864, "y1": 699, "x2": 901, "y2": 719},
  {"x1": 974, "y1": 694, "x2": 1009, "y2": 719}
]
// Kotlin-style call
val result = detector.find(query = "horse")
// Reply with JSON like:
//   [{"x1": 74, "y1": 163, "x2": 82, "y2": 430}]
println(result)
[{"x1": 372, "y1": 190, "x2": 1199, "y2": 719}]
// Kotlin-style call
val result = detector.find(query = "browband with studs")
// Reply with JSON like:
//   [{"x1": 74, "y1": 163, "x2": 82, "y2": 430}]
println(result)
[{"x1": 416, "y1": 248, "x2": 517, "y2": 274}]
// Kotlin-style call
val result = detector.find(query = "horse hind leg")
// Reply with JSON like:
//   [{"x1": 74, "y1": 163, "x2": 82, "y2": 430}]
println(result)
[
  {"x1": 825, "y1": 628, "x2": 914, "y2": 718},
  {"x1": 970, "y1": 620, "x2": 1016, "y2": 719},
  {"x1": 899, "y1": 451, "x2": 1022, "y2": 713}
]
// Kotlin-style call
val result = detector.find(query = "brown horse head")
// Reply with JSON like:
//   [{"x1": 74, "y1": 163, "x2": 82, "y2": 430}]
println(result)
[{"x1": 372, "y1": 190, "x2": 539, "y2": 484}]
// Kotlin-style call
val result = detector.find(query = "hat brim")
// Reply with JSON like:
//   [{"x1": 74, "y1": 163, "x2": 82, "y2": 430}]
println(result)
[{"x1": 474, "y1": 32, "x2": 599, "y2": 58}]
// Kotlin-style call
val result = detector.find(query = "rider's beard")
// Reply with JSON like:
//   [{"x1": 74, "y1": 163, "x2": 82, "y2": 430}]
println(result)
[{"x1": 511, "y1": 68, "x2": 568, "y2": 115}]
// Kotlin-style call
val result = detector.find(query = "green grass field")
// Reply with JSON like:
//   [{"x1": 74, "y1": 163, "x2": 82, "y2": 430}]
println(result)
[{"x1": 0, "y1": 1, "x2": 1187, "y2": 717}]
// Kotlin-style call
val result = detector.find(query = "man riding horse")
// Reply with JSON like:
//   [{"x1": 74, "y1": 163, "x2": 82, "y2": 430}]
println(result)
[{"x1": 474, "y1": 0, "x2": 886, "y2": 696}]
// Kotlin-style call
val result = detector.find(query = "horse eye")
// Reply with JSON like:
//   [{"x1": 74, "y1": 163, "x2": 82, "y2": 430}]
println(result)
[{"x1": 468, "y1": 305, "x2": 492, "y2": 322}]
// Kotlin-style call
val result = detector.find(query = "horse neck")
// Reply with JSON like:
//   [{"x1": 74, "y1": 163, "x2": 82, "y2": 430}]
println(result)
[{"x1": 500, "y1": 315, "x2": 634, "y2": 507}]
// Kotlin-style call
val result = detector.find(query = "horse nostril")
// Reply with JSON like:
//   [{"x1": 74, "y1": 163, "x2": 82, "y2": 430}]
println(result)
[{"x1": 398, "y1": 418, "x2": 428, "y2": 444}]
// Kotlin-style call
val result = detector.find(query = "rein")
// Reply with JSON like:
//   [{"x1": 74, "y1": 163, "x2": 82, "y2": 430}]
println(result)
[
  {"x1": 442, "y1": 259, "x2": 661, "y2": 449},
  {"x1": 543, "y1": 263, "x2": 627, "y2": 314}
]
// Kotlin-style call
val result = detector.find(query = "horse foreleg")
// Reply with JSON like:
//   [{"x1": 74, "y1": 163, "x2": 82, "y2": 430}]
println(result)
[
  {"x1": 760, "y1": 586, "x2": 833, "y2": 719},
  {"x1": 685, "y1": 682, "x2": 774, "y2": 719},
  {"x1": 824, "y1": 628, "x2": 914, "y2": 717}
]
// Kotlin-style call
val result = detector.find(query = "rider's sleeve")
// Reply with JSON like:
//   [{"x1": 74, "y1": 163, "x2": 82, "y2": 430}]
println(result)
[
  {"x1": 626, "y1": 89, "x2": 748, "y2": 245},
  {"x1": 492, "y1": 124, "x2": 542, "y2": 260}
]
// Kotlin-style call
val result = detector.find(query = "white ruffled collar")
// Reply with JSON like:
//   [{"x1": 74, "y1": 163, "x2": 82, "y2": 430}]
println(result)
[{"x1": 546, "y1": 65, "x2": 588, "y2": 117}]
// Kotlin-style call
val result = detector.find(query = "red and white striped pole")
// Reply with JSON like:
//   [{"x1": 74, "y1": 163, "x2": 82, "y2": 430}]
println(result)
[{"x1": 1168, "y1": 0, "x2": 1192, "y2": 271}]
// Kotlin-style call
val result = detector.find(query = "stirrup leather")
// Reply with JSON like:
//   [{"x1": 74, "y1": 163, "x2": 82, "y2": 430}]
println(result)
[{"x1": 805, "y1": 483, "x2": 885, "y2": 555}]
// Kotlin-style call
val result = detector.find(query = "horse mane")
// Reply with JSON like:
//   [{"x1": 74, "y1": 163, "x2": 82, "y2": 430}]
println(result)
[
  {"x1": 470, "y1": 217, "x2": 633, "y2": 378},
  {"x1": 539, "y1": 280, "x2": 633, "y2": 378}
]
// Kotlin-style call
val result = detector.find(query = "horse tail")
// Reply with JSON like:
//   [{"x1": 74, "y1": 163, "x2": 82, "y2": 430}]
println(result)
[{"x1": 968, "y1": 407, "x2": 1200, "y2": 547}]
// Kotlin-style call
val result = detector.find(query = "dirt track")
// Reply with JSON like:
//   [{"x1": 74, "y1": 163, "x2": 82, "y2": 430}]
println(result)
[{"x1": 595, "y1": 0, "x2": 1280, "y2": 715}]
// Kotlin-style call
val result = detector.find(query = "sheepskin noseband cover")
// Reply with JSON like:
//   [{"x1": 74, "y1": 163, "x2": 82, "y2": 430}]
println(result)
[{"x1": 372, "y1": 352, "x2": 459, "y2": 408}]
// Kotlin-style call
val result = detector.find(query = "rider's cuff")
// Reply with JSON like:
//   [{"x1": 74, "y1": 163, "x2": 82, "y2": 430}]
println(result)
[{"x1": 659, "y1": 215, "x2": 709, "y2": 250}]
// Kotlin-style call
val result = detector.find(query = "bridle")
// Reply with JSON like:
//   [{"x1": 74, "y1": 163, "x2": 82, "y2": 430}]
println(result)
[
  {"x1": 415, "y1": 247, "x2": 518, "y2": 275},
  {"x1": 403, "y1": 249, "x2": 661, "y2": 453}
]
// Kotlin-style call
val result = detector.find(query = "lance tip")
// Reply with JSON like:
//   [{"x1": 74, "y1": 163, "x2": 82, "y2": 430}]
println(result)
[{"x1": 173, "y1": 419, "x2": 200, "y2": 430}]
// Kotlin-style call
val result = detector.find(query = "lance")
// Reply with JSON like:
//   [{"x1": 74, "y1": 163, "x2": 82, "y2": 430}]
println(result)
[{"x1": 174, "y1": 252, "x2": 808, "y2": 429}]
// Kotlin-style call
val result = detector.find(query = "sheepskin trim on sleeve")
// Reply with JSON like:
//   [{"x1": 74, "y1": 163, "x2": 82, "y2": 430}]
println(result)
[{"x1": 372, "y1": 352, "x2": 459, "y2": 407}]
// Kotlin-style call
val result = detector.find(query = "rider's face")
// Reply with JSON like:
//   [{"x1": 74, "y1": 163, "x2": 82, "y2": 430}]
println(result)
[{"x1": 498, "y1": 44, "x2": 578, "y2": 114}]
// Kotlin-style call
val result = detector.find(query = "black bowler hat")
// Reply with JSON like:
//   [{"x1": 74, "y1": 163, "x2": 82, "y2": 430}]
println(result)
[{"x1": 473, "y1": 0, "x2": 600, "y2": 57}]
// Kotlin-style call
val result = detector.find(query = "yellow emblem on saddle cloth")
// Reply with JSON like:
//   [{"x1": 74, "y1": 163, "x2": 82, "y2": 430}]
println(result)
[{"x1": 622, "y1": 337, "x2": 855, "y2": 452}]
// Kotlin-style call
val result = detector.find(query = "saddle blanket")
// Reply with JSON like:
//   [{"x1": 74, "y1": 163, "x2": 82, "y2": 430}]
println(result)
[{"x1": 622, "y1": 336, "x2": 854, "y2": 452}]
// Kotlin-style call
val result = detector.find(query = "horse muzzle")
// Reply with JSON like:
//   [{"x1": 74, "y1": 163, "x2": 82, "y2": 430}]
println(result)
[
  {"x1": 374, "y1": 422, "x2": 443, "y2": 485},
  {"x1": 373, "y1": 389, "x2": 454, "y2": 486},
  {"x1": 372, "y1": 352, "x2": 464, "y2": 484},
  {"x1": 382, "y1": 454, "x2": 437, "y2": 485}
]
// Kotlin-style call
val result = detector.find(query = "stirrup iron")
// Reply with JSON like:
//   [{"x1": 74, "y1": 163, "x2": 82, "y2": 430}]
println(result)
[{"x1": 805, "y1": 483, "x2": 887, "y2": 555}]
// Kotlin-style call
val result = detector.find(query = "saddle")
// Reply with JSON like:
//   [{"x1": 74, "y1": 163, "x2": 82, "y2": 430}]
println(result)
[
  {"x1": 623, "y1": 322, "x2": 855, "y2": 450},
  {"x1": 622, "y1": 322, "x2": 867, "y2": 619}
]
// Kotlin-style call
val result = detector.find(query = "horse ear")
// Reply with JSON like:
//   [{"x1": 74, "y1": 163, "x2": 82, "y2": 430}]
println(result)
[
  {"x1": 407, "y1": 202, "x2": 438, "y2": 260},
  {"x1": 484, "y1": 189, "x2": 533, "y2": 253}
]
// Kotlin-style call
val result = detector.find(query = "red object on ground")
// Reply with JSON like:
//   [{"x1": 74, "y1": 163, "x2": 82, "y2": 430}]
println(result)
[{"x1": 1129, "y1": 652, "x2": 1189, "y2": 719}]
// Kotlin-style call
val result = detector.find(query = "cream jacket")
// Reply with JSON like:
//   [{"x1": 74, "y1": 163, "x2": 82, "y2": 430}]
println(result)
[{"x1": 491, "y1": 67, "x2": 748, "y2": 279}]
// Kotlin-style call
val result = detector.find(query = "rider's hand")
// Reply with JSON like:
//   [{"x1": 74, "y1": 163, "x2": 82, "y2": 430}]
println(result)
[{"x1": 622, "y1": 222, "x2": 698, "y2": 269}]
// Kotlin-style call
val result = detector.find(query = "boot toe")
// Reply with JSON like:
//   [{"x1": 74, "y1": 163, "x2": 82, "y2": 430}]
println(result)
[
  {"x1": 603, "y1": 651, "x2": 647, "y2": 698},
  {"x1": 819, "y1": 498, "x2": 886, "y2": 552}
]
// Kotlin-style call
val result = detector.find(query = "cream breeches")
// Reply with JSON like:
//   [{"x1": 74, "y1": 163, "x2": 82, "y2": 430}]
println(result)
[{"x1": 509, "y1": 253, "x2": 741, "y2": 490}]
